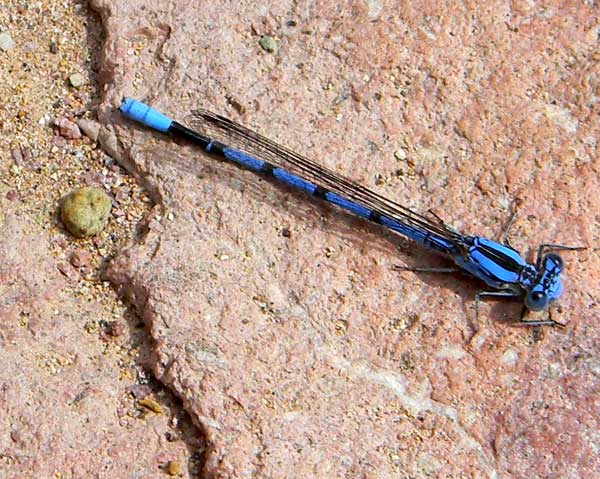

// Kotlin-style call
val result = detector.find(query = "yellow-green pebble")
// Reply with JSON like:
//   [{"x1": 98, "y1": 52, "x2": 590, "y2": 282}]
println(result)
[
  {"x1": 60, "y1": 186, "x2": 112, "y2": 238},
  {"x1": 259, "y1": 35, "x2": 279, "y2": 53},
  {"x1": 166, "y1": 460, "x2": 182, "y2": 476}
]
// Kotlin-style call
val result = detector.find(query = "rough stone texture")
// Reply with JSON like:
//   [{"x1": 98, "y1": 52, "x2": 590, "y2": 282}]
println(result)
[
  {"x1": 94, "y1": 0, "x2": 599, "y2": 477},
  {"x1": 0, "y1": 194, "x2": 199, "y2": 478}
]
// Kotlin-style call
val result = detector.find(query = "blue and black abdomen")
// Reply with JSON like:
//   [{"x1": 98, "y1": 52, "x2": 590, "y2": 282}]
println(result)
[{"x1": 213, "y1": 145, "x2": 458, "y2": 255}]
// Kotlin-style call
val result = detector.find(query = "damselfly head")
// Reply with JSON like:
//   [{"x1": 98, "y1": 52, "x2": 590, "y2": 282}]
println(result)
[{"x1": 525, "y1": 253, "x2": 564, "y2": 311}]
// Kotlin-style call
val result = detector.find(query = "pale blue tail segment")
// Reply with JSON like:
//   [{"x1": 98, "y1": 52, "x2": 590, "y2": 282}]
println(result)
[{"x1": 120, "y1": 98, "x2": 173, "y2": 133}]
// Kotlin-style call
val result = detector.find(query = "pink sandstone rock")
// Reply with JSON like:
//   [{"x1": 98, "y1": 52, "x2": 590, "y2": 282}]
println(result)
[
  {"x1": 92, "y1": 0, "x2": 600, "y2": 477},
  {"x1": 0, "y1": 193, "x2": 200, "y2": 478}
]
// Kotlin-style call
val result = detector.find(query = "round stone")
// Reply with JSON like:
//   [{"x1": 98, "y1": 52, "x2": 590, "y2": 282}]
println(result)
[{"x1": 60, "y1": 186, "x2": 112, "y2": 238}]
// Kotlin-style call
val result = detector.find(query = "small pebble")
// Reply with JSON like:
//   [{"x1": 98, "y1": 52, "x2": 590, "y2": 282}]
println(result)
[
  {"x1": 169, "y1": 415, "x2": 179, "y2": 428},
  {"x1": 128, "y1": 384, "x2": 153, "y2": 399},
  {"x1": 70, "y1": 249, "x2": 91, "y2": 268},
  {"x1": 60, "y1": 187, "x2": 112, "y2": 238},
  {"x1": 51, "y1": 234, "x2": 69, "y2": 250},
  {"x1": 113, "y1": 186, "x2": 130, "y2": 203},
  {"x1": 68, "y1": 72, "x2": 86, "y2": 88},
  {"x1": 259, "y1": 35, "x2": 280, "y2": 53},
  {"x1": 54, "y1": 117, "x2": 82, "y2": 139},
  {"x1": 72, "y1": 90, "x2": 89, "y2": 104},
  {"x1": 138, "y1": 396, "x2": 164, "y2": 414},
  {"x1": 38, "y1": 114, "x2": 52, "y2": 127},
  {"x1": 11, "y1": 148, "x2": 23, "y2": 165},
  {"x1": 6, "y1": 190, "x2": 18, "y2": 201},
  {"x1": 84, "y1": 170, "x2": 104, "y2": 186},
  {"x1": 51, "y1": 135, "x2": 67, "y2": 147},
  {"x1": 57, "y1": 261, "x2": 78, "y2": 280},
  {"x1": 394, "y1": 148, "x2": 407, "y2": 161},
  {"x1": 166, "y1": 460, "x2": 182, "y2": 476},
  {"x1": 21, "y1": 147, "x2": 31, "y2": 161},
  {"x1": 0, "y1": 32, "x2": 15, "y2": 52},
  {"x1": 77, "y1": 118, "x2": 100, "y2": 142},
  {"x1": 103, "y1": 320, "x2": 124, "y2": 338}
]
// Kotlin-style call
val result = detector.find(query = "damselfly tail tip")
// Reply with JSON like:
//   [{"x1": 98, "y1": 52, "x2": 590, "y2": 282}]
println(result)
[
  {"x1": 118, "y1": 98, "x2": 173, "y2": 133},
  {"x1": 120, "y1": 97, "x2": 134, "y2": 113}
]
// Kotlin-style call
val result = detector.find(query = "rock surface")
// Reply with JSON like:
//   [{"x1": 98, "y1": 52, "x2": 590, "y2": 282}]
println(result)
[
  {"x1": 0, "y1": 193, "x2": 199, "y2": 478},
  {"x1": 93, "y1": 0, "x2": 599, "y2": 477}
]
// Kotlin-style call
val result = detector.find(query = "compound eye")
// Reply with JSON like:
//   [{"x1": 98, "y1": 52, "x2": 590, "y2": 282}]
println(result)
[{"x1": 525, "y1": 290, "x2": 549, "y2": 311}]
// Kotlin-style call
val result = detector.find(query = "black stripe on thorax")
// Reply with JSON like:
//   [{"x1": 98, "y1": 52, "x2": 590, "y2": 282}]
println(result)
[{"x1": 477, "y1": 242, "x2": 525, "y2": 272}]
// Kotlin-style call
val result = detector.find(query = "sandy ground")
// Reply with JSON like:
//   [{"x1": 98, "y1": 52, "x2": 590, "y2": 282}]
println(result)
[{"x1": 0, "y1": 1, "x2": 203, "y2": 477}]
